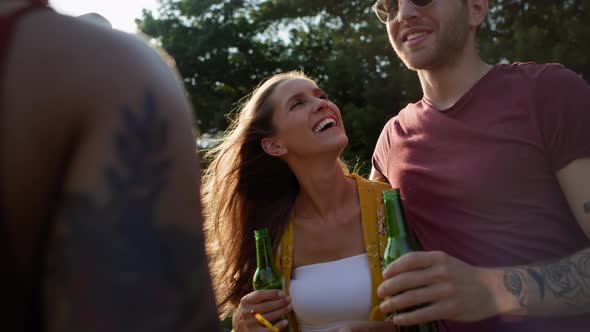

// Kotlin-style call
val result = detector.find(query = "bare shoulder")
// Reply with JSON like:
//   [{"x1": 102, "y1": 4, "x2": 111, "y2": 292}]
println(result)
[
  {"x1": 7, "y1": 9, "x2": 187, "y2": 120},
  {"x1": 2, "y1": 8, "x2": 194, "y2": 226},
  {"x1": 2, "y1": 9, "x2": 220, "y2": 331}
]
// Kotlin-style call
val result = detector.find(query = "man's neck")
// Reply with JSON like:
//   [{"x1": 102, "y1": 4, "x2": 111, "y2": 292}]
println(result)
[{"x1": 417, "y1": 51, "x2": 492, "y2": 111}]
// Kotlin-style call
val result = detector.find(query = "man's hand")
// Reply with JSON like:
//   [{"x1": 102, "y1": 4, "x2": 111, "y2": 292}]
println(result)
[{"x1": 377, "y1": 251, "x2": 503, "y2": 326}]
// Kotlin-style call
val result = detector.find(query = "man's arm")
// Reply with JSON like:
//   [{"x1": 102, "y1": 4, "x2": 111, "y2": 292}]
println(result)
[
  {"x1": 370, "y1": 118, "x2": 393, "y2": 184},
  {"x1": 501, "y1": 248, "x2": 590, "y2": 316},
  {"x1": 377, "y1": 158, "x2": 590, "y2": 326},
  {"x1": 491, "y1": 64, "x2": 590, "y2": 318},
  {"x1": 500, "y1": 158, "x2": 590, "y2": 316}
]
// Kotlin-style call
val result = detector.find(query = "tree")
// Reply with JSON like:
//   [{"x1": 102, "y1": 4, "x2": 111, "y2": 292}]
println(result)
[
  {"x1": 480, "y1": 0, "x2": 590, "y2": 77},
  {"x1": 138, "y1": 0, "x2": 590, "y2": 175}
]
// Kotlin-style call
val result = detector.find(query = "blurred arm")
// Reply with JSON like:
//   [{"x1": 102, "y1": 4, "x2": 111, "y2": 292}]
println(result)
[{"x1": 43, "y1": 20, "x2": 220, "y2": 332}]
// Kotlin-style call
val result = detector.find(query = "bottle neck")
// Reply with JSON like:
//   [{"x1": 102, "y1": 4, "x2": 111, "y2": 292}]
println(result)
[
  {"x1": 384, "y1": 193, "x2": 408, "y2": 239},
  {"x1": 255, "y1": 232, "x2": 274, "y2": 269}
]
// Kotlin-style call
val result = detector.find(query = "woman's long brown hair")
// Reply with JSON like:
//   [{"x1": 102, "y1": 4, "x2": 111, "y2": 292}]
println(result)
[{"x1": 202, "y1": 71, "x2": 313, "y2": 318}]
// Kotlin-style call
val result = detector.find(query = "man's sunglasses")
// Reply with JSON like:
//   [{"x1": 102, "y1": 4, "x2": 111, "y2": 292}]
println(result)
[{"x1": 372, "y1": 0, "x2": 434, "y2": 24}]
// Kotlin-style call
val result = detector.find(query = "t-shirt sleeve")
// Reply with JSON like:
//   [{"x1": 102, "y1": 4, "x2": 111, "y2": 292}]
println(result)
[
  {"x1": 535, "y1": 64, "x2": 590, "y2": 171},
  {"x1": 372, "y1": 118, "x2": 395, "y2": 180}
]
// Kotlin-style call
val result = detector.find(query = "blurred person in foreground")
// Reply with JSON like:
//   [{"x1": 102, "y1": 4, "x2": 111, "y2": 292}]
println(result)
[{"x1": 0, "y1": 0, "x2": 220, "y2": 331}]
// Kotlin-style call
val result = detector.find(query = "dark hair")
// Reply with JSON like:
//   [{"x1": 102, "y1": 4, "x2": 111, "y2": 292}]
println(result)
[{"x1": 202, "y1": 71, "x2": 315, "y2": 318}]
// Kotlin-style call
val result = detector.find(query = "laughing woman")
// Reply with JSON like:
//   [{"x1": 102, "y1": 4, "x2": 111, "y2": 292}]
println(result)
[{"x1": 202, "y1": 71, "x2": 396, "y2": 332}]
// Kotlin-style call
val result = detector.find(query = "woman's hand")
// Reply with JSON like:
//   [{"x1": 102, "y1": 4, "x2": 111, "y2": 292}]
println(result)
[
  {"x1": 232, "y1": 289, "x2": 292, "y2": 331},
  {"x1": 377, "y1": 251, "x2": 500, "y2": 326}
]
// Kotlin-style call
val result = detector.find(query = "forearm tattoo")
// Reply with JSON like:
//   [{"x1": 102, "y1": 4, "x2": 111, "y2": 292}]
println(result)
[
  {"x1": 503, "y1": 248, "x2": 590, "y2": 314},
  {"x1": 46, "y1": 91, "x2": 219, "y2": 331},
  {"x1": 504, "y1": 270, "x2": 526, "y2": 305}
]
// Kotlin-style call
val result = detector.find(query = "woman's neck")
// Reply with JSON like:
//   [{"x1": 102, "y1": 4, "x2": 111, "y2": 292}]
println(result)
[{"x1": 290, "y1": 159, "x2": 356, "y2": 223}]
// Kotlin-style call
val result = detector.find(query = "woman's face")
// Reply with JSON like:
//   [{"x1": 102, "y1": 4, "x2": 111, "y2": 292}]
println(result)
[{"x1": 262, "y1": 78, "x2": 348, "y2": 160}]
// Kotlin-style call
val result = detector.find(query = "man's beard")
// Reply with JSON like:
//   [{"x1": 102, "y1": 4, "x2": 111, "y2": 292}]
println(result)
[{"x1": 393, "y1": 7, "x2": 471, "y2": 71}]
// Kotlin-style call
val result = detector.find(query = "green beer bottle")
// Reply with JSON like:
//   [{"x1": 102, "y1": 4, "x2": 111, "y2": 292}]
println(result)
[
  {"x1": 382, "y1": 189, "x2": 438, "y2": 332},
  {"x1": 252, "y1": 228, "x2": 291, "y2": 331}
]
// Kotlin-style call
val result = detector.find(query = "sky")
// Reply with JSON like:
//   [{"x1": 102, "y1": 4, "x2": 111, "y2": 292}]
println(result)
[{"x1": 50, "y1": 0, "x2": 159, "y2": 33}]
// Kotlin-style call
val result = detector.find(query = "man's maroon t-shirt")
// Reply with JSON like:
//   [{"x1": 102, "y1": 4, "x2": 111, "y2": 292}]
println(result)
[{"x1": 372, "y1": 63, "x2": 590, "y2": 332}]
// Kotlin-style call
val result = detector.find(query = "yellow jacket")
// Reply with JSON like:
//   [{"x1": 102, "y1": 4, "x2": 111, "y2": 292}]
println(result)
[{"x1": 278, "y1": 174, "x2": 390, "y2": 331}]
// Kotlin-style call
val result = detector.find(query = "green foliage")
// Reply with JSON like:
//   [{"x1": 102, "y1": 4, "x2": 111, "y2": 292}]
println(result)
[
  {"x1": 480, "y1": 0, "x2": 590, "y2": 77},
  {"x1": 138, "y1": 0, "x2": 590, "y2": 175}
]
